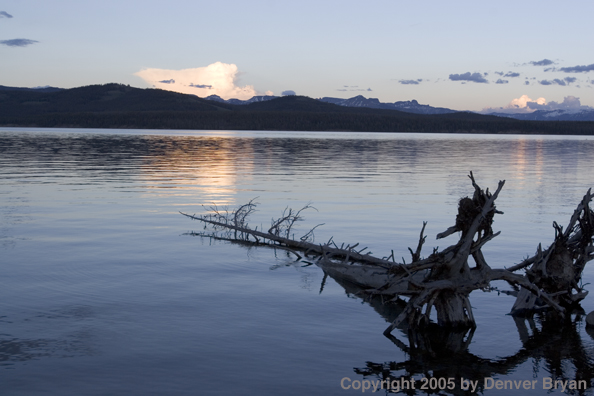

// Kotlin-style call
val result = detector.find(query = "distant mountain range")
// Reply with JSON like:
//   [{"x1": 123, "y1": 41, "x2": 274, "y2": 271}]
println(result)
[
  {"x1": 205, "y1": 94, "x2": 277, "y2": 106},
  {"x1": 206, "y1": 94, "x2": 456, "y2": 115},
  {"x1": 318, "y1": 96, "x2": 457, "y2": 115},
  {"x1": 487, "y1": 109, "x2": 594, "y2": 122},
  {"x1": 207, "y1": 93, "x2": 594, "y2": 121},
  {"x1": 4, "y1": 84, "x2": 594, "y2": 121},
  {"x1": 0, "y1": 83, "x2": 592, "y2": 134}
]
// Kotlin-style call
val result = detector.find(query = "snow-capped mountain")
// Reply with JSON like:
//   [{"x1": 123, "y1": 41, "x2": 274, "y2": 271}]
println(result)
[
  {"x1": 318, "y1": 95, "x2": 456, "y2": 115},
  {"x1": 205, "y1": 94, "x2": 457, "y2": 115},
  {"x1": 486, "y1": 109, "x2": 594, "y2": 121},
  {"x1": 205, "y1": 94, "x2": 277, "y2": 105}
]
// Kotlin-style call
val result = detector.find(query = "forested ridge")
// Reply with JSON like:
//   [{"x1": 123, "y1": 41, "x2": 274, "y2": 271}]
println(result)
[{"x1": 1, "y1": 83, "x2": 593, "y2": 135}]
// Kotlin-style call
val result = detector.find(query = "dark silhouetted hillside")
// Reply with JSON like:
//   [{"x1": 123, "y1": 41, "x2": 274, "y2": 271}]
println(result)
[
  {"x1": 0, "y1": 83, "x2": 233, "y2": 117},
  {"x1": 1, "y1": 83, "x2": 593, "y2": 135}
]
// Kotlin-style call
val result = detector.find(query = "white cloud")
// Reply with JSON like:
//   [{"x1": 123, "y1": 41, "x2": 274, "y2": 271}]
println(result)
[
  {"x1": 526, "y1": 96, "x2": 592, "y2": 112},
  {"x1": 482, "y1": 95, "x2": 593, "y2": 114},
  {"x1": 509, "y1": 94, "x2": 546, "y2": 109},
  {"x1": 134, "y1": 62, "x2": 267, "y2": 100},
  {"x1": 482, "y1": 94, "x2": 546, "y2": 114}
]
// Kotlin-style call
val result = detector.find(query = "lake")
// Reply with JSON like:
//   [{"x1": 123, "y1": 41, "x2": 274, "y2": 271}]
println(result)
[{"x1": 1, "y1": 127, "x2": 594, "y2": 395}]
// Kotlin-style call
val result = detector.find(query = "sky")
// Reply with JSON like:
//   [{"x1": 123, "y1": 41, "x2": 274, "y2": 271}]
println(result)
[{"x1": 1, "y1": 0, "x2": 593, "y2": 112}]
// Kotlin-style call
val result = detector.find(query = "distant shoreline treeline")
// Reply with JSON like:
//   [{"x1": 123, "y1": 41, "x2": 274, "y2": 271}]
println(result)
[
  {"x1": 3, "y1": 110, "x2": 594, "y2": 135},
  {"x1": 1, "y1": 83, "x2": 593, "y2": 135}
]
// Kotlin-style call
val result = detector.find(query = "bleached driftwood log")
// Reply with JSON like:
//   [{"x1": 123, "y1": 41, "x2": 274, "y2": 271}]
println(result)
[{"x1": 180, "y1": 173, "x2": 593, "y2": 335}]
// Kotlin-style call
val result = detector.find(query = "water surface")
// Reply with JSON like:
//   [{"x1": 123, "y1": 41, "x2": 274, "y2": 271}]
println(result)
[{"x1": 1, "y1": 128, "x2": 594, "y2": 395}]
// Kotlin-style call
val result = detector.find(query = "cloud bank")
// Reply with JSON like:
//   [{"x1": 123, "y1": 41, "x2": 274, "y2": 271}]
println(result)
[
  {"x1": 135, "y1": 62, "x2": 269, "y2": 100},
  {"x1": 526, "y1": 96, "x2": 592, "y2": 112},
  {"x1": 494, "y1": 72, "x2": 520, "y2": 78},
  {"x1": 336, "y1": 86, "x2": 372, "y2": 92},
  {"x1": 558, "y1": 63, "x2": 594, "y2": 73},
  {"x1": 0, "y1": 38, "x2": 38, "y2": 47},
  {"x1": 482, "y1": 94, "x2": 545, "y2": 114},
  {"x1": 539, "y1": 77, "x2": 577, "y2": 86},
  {"x1": 483, "y1": 95, "x2": 592, "y2": 114},
  {"x1": 399, "y1": 79, "x2": 423, "y2": 85},
  {"x1": 449, "y1": 72, "x2": 488, "y2": 83},
  {"x1": 530, "y1": 59, "x2": 555, "y2": 66},
  {"x1": 281, "y1": 90, "x2": 296, "y2": 96},
  {"x1": 0, "y1": 12, "x2": 39, "y2": 48}
]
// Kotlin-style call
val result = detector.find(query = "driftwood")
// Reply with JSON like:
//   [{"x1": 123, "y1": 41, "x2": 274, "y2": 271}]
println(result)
[
  {"x1": 507, "y1": 188, "x2": 593, "y2": 314},
  {"x1": 180, "y1": 173, "x2": 594, "y2": 335},
  {"x1": 319, "y1": 250, "x2": 594, "y2": 395}
]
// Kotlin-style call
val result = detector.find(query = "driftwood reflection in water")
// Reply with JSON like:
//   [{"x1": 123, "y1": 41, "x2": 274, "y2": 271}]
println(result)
[{"x1": 336, "y1": 274, "x2": 594, "y2": 395}]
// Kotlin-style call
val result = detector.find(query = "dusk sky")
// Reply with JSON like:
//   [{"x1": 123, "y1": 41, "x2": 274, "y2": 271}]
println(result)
[{"x1": 1, "y1": 0, "x2": 593, "y2": 112}]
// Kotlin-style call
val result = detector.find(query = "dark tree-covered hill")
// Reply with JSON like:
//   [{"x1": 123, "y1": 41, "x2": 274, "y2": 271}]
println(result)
[
  {"x1": 1, "y1": 83, "x2": 593, "y2": 135},
  {"x1": 0, "y1": 83, "x2": 234, "y2": 117}
]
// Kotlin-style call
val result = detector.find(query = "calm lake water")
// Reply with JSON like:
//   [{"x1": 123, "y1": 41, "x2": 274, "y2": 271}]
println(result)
[{"x1": 1, "y1": 127, "x2": 594, "y2": 395}]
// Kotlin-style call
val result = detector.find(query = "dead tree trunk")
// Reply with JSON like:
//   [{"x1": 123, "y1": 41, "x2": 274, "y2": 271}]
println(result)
[
  {"x1": 380, "y1": 172, "x2": 566, "y2": 334},
  {"x1": 180, "y1": 173, "x2": 593, "y2": 335},
  {"x1": 507, "y1": 188, "x2": 594, "y2": 314}
]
